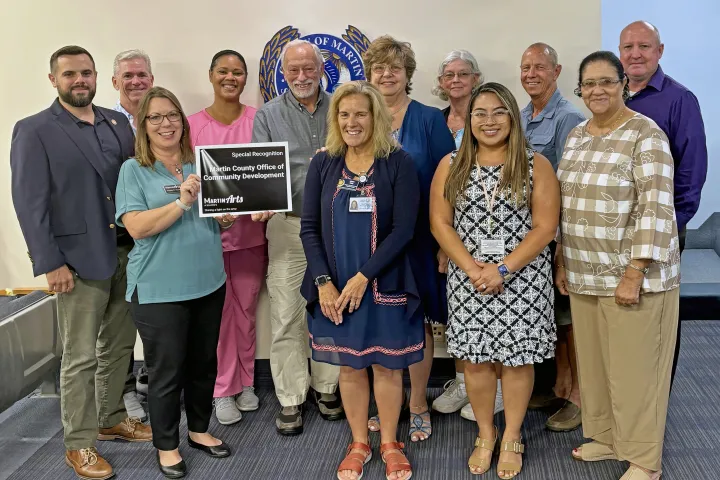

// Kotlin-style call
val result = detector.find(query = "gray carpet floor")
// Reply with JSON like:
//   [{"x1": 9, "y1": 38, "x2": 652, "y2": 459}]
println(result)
[{"x1": 2, "y1": 320, "x2": 719, "y2": 480}]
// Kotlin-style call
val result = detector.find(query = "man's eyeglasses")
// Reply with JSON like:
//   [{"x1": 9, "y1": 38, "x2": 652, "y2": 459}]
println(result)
[
  {"x1": 470, "y1": 109, "x2": 510, "y2": 124},
  {"x1": 285, "y1": 66, "x2": 319, "y2": 76},
  {"x1": 146, "y1": 111, "x2": 182, "y2": 125}
]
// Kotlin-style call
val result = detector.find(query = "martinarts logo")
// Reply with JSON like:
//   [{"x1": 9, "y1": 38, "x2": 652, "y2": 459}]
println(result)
[{"x1": 259, "y1": 25, "x2": 371, "y2": 102}]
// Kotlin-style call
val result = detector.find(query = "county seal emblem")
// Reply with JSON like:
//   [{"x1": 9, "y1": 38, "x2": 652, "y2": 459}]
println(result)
[{"x1": 259, "y1": 25, "x2": 371, "y2": 102}]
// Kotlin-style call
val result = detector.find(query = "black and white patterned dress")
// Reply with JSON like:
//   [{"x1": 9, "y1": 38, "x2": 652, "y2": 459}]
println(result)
[{"x1": 446, "y1": 150, "x2": 556, "y2": 366}]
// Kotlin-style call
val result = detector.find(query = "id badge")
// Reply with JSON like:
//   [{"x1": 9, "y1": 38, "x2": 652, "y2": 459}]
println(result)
[
  {"x1": 163, "y1": 184, "x2": 180, "y2": 195},
  {"x1": 338, "y1": 178, "x2": 359, "y2": 191},
  {"x1": 349, "y1": 197, "x2": 373, "y2": 213},
  {"x1": 480, "y1": 238, "x2": 505, "y2": 255}
]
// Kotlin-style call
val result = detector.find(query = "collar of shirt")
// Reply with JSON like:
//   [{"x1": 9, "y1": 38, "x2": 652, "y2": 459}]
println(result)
[
  {"x1": 113, "y1": 100, "x2": 136, "y2": 132},
  {"x1": 282, "y1": 88, "x2": 328, "y2": 113},
  {"x1": 521, "y1": 88, "x2": 562, "y2": 123},
  {"x1": 65, "y1": 104, "x2": 106, "y2": 126}
]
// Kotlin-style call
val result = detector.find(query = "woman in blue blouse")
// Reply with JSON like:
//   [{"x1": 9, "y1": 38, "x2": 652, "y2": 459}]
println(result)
[
  {"x1": 301, "y1": 81, "x2": 422, "y2": 480},
  {"x1": 116, "y1": 87, "x2": 235, "y2": 478},
  {"x1": 363, "y1": 35, "x2": 456, "y2": 442}
]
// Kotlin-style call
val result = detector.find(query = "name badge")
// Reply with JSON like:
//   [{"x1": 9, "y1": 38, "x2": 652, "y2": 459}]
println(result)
[
  {"x1": 480, "y1": 238, "x2": 505, "y2": 255},
  {"x1": 338, "y1": 178, "x2": 359, "y2": 191},
  {"x1": 349, "y1": 197, "x2": 373, "y2": 213},
  {"x1": 163, "y1": 185, "x2": 180, "y2": 195}
]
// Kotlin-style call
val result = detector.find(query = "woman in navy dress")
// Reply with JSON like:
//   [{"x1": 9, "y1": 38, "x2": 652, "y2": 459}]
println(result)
[
  {"x1": 363, "y1": 35, "x2": 456, "y2": 442},
  {"x1": 301, "y1": 81, "x2": 422, "y2": 480}
]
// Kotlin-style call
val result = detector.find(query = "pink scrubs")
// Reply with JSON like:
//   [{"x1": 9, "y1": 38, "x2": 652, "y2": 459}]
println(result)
[{"x1": 188, "y1": 107, "x2": 267, "y2": 397}]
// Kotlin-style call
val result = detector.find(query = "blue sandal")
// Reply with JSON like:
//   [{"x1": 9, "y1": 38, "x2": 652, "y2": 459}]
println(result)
[{"x1": 408, "y1": 410, "x2": 431, "y2": 442}]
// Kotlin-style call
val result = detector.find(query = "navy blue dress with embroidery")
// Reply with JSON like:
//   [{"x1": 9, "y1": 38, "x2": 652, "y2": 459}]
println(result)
[{"x1": 308, "y1": 168, "x2": 425, "y2": 370}]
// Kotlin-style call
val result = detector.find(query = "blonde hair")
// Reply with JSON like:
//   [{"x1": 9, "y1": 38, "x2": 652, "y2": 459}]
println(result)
[
  {"x1": 325, "y1": 81, "x2": 399, "y2": 159},
  {"x1": 134, "y1": 86, "x2": 194, "y2": 168},
  {"x1": 362, "y1": 35, "x2": 416, "y2": 94},
  {"x1": 445, "y1": 82, "x2": 531, "y2": 206}
]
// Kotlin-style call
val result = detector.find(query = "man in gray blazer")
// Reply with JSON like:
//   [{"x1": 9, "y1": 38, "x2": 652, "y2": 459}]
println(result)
[{"x1": 10, "y1": 45, "x2": 151, "y2": 480}]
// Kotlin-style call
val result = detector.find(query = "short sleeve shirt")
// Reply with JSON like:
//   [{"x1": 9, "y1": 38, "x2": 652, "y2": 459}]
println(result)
[{"x1": 115, "y1": 159, "x2": 226, "y2": 304}]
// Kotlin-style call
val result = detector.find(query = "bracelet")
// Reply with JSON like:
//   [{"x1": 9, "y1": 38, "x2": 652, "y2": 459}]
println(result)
[
  {"x1": 556, "y1": 264, "x2": 565, "y2": 269},
  {"x1": 175, "y1": 199, "x2": 191, "y2": 211},
  {"x1": 626, "y1": 263, "x2": 649, "y2": 275}
]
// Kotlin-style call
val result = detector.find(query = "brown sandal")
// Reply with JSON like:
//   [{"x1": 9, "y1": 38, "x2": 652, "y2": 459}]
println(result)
[
  {"x1": 337, "y1": 442, "x2": 372, "y2": 480},
  {"x1": 380, "y1": 442, "x2": 412, "y2": 480},
  {"x1": 497, "y1": 438, "x2": 524, "y2": 479},
  {"x1": 469, "y1": 426, "x2": 498, "y2": 475}
]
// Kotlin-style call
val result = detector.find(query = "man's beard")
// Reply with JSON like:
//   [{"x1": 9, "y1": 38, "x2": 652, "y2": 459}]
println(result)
[
  {"x1": 58, "y1": 84, "x2": 96, "y2": 107},
  {"x1": 289, "y1": 80, "x2": 319, "y2": 99}
]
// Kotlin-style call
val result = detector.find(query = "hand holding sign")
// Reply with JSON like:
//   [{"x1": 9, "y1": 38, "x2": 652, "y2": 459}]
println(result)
[{"x1": 180, "y1": 174, "x2": 201, "y2": 205}]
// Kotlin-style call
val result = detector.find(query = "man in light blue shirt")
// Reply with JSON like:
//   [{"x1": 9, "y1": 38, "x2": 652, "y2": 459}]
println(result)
[
  {"x1": 520, "y1": 42, "x2": 585, "y2": 433},
  {"x1": 112, "y1": 49, "x2": 154, "y2": 133},
  {"x1": 520, "y1": 43, "x2": 585, "y2": 170},
  {"x1": 111, "y1": 49, "x2": 154, "y2": 420}
]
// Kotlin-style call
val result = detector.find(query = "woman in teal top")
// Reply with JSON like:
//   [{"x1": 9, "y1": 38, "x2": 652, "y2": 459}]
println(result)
[{"x1": 115, "y1": 86, "x2": 235, "y2": 479}]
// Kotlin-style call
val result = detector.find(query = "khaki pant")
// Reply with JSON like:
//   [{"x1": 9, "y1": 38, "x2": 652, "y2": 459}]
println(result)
[
  {"x1": 266, "y1": 214, "x2": 339, "y2": 407},
  {"x1": 57, "y1": 245, "x2": 137, "y2": 450},
  {"x1": 569, "y1": 289, "x2": 679, "y2": 471}
]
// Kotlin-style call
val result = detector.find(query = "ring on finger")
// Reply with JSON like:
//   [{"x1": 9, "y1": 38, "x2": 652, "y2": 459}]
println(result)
[{"x1": 481, "y1": 283, "x2": 487, "y2": 290}]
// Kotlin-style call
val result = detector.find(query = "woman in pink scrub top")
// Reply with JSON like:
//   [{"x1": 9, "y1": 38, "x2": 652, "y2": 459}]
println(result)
[{"x1": 188, "y1": 49, "x2": 267, "y2": 426}]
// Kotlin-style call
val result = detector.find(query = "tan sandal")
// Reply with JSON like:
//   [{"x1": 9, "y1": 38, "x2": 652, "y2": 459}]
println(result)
[
  {"x1": 337, "y1": 441, "x2": 372, "y2": 480},
  {"x1": 497, "y1": 437, "x2": 524, "y2": 479},
  {"x1": 468, "y1": 426, "x2": 498, "y2": 475},
  {"x1": 571, "y1": 441, "x2": 618, "y2": 462},
  {"x1": 380, "y1": 442, "x2": 412, "y2": 480},
  {"x1": 620, "y1": 465, "x2": 662, "y2": 479}
]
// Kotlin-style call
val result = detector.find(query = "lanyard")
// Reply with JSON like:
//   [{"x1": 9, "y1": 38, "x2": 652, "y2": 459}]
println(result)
[{"x1": 479, "y1": 165, "x2": 503, "y2": 232}]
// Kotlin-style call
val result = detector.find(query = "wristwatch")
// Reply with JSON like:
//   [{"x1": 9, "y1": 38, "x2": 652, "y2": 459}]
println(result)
[
  {"x1": 626, "y1": 263, "x2": 649, "y2": 275},
  {"x1": 314, "y1": 275, "x2": 332, "y2": 287},
  {"x1": 497, "y1": 263, "x2": 512, "y2": 281}
]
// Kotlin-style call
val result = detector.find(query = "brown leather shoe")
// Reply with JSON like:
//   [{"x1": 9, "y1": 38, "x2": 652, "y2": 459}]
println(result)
[
  {"x1": 65, "y1": 448, "x2": 114, "y2": 480},
  {"x1": 546, "y1": 401, "x2": 582, "y2": 432},
  {"x1": 98, "y1": 417, "x2": 152, "y2": 442}
]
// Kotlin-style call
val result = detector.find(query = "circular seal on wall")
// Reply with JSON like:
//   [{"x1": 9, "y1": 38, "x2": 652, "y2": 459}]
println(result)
[{"x1": 259, "y1": 25, "x2": 371, "y2": 102}]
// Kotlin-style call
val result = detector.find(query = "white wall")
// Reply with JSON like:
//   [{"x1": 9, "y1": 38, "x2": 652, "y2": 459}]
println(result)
[
  {"x1": 1, "y1": 0, "x2": 601, "y2": 358},
  {"x1": 601, "y1": 1, "x2": 719, "y2": 228}
]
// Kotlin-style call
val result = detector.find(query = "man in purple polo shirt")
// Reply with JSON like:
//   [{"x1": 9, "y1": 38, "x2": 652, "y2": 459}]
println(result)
[{"x1": 619, "y1": 20, "x2": 708, "y2": 386}]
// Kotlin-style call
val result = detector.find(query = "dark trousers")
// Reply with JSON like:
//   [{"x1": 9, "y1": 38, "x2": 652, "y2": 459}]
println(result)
[
  {"x1": 124, "y1": 351, "x2": 136, "y2": 394},
  {"x1": 670, "y1": 227, "x2": 687, "y2": 389},
  {"x1": 130, "y1": 284, "x2": 226, "y2": 450}
]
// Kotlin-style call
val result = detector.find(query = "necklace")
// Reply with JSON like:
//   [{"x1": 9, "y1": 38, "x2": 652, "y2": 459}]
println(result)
[
  {"x1": 173, "y1": 164, "x2": 182, "y2": 175},
  {"x1": 589, "y1": 108, "x2": 628, "y2": 137},
  {"x1": 388, "y1": 97, "x2": 409, "y2": 117}
]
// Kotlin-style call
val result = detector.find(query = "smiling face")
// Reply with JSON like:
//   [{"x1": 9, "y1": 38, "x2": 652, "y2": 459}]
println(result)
[
  {"x1": 338, "y1": 93, "x2": 373, "y2": 151},
  {"x1": 210, "y1": 54, "x2": 247, "y2": 102},
  {"x1": 112, "y1": 57, "x2": 153, "y2": 107},
  {"x1": 145, "y1": 97, "x2": 183, "y2": 150},
  {"x1": 520, "y1": 47, "x2": 561, "y2": 100},
  {"x1": 470, "y1": 92, "x2": 511, "y2": 148},
  {"x1": 441, "y1": 59, "x2": 478, "y2": 101},
  {"x1": 619, "y1": 22, "x2": 663, "y2": 86},
  {"x1": 282, "y1": 44, "x2": 322, "y2": 100},
  {"x1": 369, "y1": 60, "x2": 408, "y2": 98},
  {"x1": 579, "y1": 60, "x2": 626, "y2": 117},
  {"x1": 50, "y1": 54, "x2": 97, "y2": 107}
]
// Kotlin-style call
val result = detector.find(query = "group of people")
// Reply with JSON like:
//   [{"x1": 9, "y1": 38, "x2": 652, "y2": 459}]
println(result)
[{"x1": 9, "y1": 18, "x2": 706, "y2": 480}]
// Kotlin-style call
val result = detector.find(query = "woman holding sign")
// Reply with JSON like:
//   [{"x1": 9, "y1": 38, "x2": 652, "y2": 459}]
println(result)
[
  {"x1": 300, "y1": 81, "x2": 422, "y2": 480},
  {"x1": 116, "y1": 86, "x2": 235, "y2": 478},
  {"x1": 188, "y1": 49, "x2": 267, "y2": 426},
  {"x1": 429, "y1": 83, "x2": 559, "y2": 477}
]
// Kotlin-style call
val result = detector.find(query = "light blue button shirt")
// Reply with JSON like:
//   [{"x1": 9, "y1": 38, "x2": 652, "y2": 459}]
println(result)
[
  {"x1": 113, "y1": 101, "x2": 136, "y2": 134},
  {"x1": 521, "y1": 89, "x2": 585, "y2": 170},
  {"x1": 115, "y1": 159, "x2": 225, "y2": 304}
]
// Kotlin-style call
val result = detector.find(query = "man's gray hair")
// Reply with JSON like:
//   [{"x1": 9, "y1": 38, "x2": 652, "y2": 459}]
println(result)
[
  {"x1": 280, "y1": 39, "x2": 324, "y2": 68},
  {"x1": 113, "y1": 49, "x2": 152, "y2": 77},
  {"x1": 526, "y1": 42, "x2": 559, "y2": 67},
  {"x1": 431, "y1": 50, "x2": 484, "y2": 101}
]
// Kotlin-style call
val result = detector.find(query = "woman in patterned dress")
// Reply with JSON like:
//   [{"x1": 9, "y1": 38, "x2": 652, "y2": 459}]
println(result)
[{"x1": 430, "y1": 83, "x2": 559, "y2": 478}]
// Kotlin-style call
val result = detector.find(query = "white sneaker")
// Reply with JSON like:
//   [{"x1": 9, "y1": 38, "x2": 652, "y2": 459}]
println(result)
[
  {"x1": 215, "y1": 396, "x2": 242, "y2": 425},
  {"x1": 123, "y1": 392, "x2": 147, "y2": 422},
  {"x1": 459, "y1": 386, "x2": 504, "y2": 421},
  {"x1": 432, "y1": 379, "x2": 469, "y2": 413},
  {"x1": 235, "y1": 387, "x2": 259, "y2": 412}
]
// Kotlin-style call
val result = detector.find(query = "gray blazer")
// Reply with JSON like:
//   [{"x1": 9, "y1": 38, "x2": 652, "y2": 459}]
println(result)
[{"x1": 10, "y1": 99, "x2": 135, "y2": 280}]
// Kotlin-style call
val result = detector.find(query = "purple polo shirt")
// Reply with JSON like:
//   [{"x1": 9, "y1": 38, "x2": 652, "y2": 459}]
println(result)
[{"x1": 626, "y1": 65, "x2": 707, "y2": 231}]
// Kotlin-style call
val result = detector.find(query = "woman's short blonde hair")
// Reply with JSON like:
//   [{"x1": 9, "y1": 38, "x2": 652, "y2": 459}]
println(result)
[
  {"x1": 362, "y1": 35, "x2": 417, "y2": 94},
  {"x1": 134, "y1": 86, "x2": 194, "y2": 168},
  {"x1": 325, "y1": 81, "x2": 399, "y2": 159}
]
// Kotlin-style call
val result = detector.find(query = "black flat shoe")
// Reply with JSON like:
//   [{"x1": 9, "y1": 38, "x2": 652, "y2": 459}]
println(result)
[
  {"x1": 156, "y1": 452, "x2": 186, "y2": 479},
  {"x1": 187, "y1": 436, "x2": 231, "y2": 458}
]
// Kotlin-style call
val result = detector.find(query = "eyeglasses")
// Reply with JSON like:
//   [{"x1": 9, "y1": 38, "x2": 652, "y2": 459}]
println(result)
[
  {"x1": 441, "y1": 71, "x2": 474, "y2": 81},
  {"x1": 470, "y1": 109, "x2": 510, "y2": 124},
  {"x1": 371, "y1": 64, "x2": 404, "y2": 75},
  {"x1": 284, "y1": 66, "x2": 319, "y2": 76},
  {"x1": 146, "y1": 111, "x2": 182, "y2": 125},
  {"x1": 578, "y1": 78, "x2": 623, "y2": 90}
]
